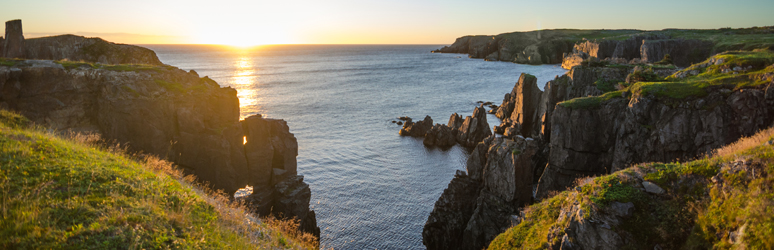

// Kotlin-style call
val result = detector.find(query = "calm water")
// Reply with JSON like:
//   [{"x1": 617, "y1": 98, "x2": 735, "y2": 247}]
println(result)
[{"x1": 144, "y1": 44, "x2": 566, "y2": 249}]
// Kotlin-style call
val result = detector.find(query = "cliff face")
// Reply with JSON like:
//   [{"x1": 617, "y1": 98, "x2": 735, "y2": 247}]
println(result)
[
  {"x1": 24, "y1": 35, "x2": 163, "y2": 65},
  {"x1": 0, "y1": 60, "x2": 319, "y2": 237},
  {"x1": 490, "y1": 127, "x2": 774, "y2": 249},
  {"x1": 1, "y1": 19, "x2": 161, "y2": 65},
  {"x1": 423, "y1": 135, "x2": 537, "y2": 250}
]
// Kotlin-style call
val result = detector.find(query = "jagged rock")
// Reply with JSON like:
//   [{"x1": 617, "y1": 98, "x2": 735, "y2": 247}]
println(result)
[
  {"x1": 448, "y1": 113, "x2": 463, "y2": 130},
  {"x1": 536, "y1": 83, "x2": 774, "y2": 198},
  {"x1": 424, "y1": 123, "x2": 457, "y2": 148},
  {"x1": 424, "y1": 135, "x2": 537, "y2": 250},
  {"x1": 642, "y1": 181, "x2": 665, "y2": 194},
  {"x1": 400, "y1": 115, "x2": 433, "y2": 137},
  {"x1": 3, "y1": 20, "x2": 24, "y2": 58},
  {"x1": 456, "y1": 105, "x2": 492, "y2": 147},
  {"x1": 423, "y1": 172, "x2": 481, "y2": 250},
  {"x1": 496, "y1": 73, "x2": 543, "y2": 138}
]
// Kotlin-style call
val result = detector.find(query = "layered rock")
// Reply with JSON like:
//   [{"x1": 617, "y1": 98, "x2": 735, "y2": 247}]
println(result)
[
  {"x1": 423, "y1": 135, "x2": 537, "y2": 250},
  {"x1": 3, "y1": 20, "x2": 24, "y2": 58},
  {"x1": 454, "y1": 105, "x2": 493, "y2": 147},
  {"x1": 561, "y1": 36, "x2": 715, "y2": 69},
  {"x1": 495, "y1": 73, "x2": 543, "y2": 138},
  {"x1": 536, "y1": 81, "x2": 774, "y2": 198},
  {"x1": 0, "y1": 59, "x2": 319, "y2": 237},
  {"x1": 640, "y1": 39, "x2": 715, "y2": 66}
]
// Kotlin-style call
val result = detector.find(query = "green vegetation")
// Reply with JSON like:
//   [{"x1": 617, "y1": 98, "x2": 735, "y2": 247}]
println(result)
[
  {"x1": 558, "y1": 50, "x2": 774, "y2": 109},
  {"x1": 654, "y1": 54, "x2": 673, "y2": 65},
  {"x1": 0, "y1": 110, "x2": 317, "y2": 249},
  {"x1": 0, "y1": 58, "x2": 21, "y2": 67},
  {"x1": 593, "y1": 79, "x2": 619, "y2": 93},
  {"x1": 489, "y1": 125, "x2": 774, "y2": 249},
  {"x1": 557, "y1": 90, "x2": 625, "y2": 109},
  {"x1": 56, "y1": 60, "x2": 167, "y2": 72}
]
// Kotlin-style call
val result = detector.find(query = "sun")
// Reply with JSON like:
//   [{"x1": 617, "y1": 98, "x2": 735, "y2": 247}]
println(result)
[{"x1": 194, "y1": 26, "x2": 294, "y2": 47}]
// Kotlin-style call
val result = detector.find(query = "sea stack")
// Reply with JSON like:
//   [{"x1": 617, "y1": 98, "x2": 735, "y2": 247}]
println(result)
[{"x1": 3, "y1": 19, "x2": 24, "y2": 58}]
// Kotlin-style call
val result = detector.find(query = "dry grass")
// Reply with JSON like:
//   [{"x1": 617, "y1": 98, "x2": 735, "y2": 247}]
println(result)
[
  {"x1": 714, "y1": 127, "x2": 774, "y2": 158},
  {"x1": 0, "y1": 110, "x2": 318, "y2": 249}
]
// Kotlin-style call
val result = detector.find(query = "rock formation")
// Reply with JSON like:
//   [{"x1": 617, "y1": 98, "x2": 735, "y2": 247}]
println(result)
[
  {"x1": 3, "y1": 20, "x2": 24, "y2": 58},
  {"x1": 24, "y1": 35, "x2": 163, "y2": 65},
  {"x1": 423, "y1": 135, "x2": 537, "y2": 250},
  {"x1": 1, "y1": 19, "x2": 161, "y2": 65},
  {"x1": 0, "y1": 22, "x2": 319, "y2": 237},
  {"x1": 400, "y1": 105, "x2": 492, "y2": 148}
]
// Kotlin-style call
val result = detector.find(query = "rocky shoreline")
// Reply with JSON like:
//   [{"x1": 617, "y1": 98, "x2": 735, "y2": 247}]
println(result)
[{"x1": 423, "y1": 28, "x2": 774, "y2": 249}]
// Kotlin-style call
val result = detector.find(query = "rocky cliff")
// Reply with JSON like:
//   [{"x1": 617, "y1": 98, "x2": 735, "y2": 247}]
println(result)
[
  {"x1": 490, "y1": 127, "x2": 774, "y2": 249},
  {"x1": 2, "y1": 19, "x2": 161, "y2": 65},
  {"x1": 435, "y1": 26, "x2": 774, "y2": 69},
  {"x1": 0, "y1": 59, "x2": 319, "y2": 237},
  {"x1": 423, "y1": 135, "x2": 537, "y2": 250},
  {"x1": 399, "y1": 105, "x2": 492, "y2": 148},
  {"x1": 536, "y1": 51, "x2": 774, "y2": 198}
]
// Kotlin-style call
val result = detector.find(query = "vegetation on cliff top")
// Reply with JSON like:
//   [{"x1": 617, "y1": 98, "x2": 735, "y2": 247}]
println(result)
[
  {"x1": 559, "y1": 50, "x2": 774, "y2": 109},
  {"x1": 489, "y1": 126, "x2": 774, "y2": 249},
  {"x1": 0, "y1": 110, "x2": 317, "y2": 249}
]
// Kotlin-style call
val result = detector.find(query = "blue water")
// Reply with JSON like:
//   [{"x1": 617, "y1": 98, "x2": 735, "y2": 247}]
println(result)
[{"x1": 144, "y1": 44, "x2": 567, "y2": 249}]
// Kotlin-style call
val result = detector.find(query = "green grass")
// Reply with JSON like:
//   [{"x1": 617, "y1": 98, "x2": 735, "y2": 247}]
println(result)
[
  {"x1": 0, "y1": 58, "x2": 21, "y2": 67},
  {"x1": 557, "y1": 90, "x2": 625, "y2": 109},
  {"x1": 558, "y1": 51, "x2": 774, "y2": 109},
  {"x1": 488, "y1": 125, "x2": 774, "y2": 250},
  {"x1": 593, "y1": 79, "x2": 619, "y2": 93},
  {"x1": 56, "y1": 60, "x2": 165, "y2": 73},
  {"x1": 0, "y1": 110, "x2": 317, "y2": 249}
]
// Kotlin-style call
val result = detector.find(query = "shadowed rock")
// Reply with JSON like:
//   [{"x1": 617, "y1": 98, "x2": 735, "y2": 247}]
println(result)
[{"x1": 3, "y1": 20, "x2": 24, "y2": 58}]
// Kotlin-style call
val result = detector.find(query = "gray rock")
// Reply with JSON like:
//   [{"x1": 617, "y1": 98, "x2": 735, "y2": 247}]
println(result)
[
  {"x1": 642, "y1": 181, "x2": 665, "y2": 194},
  {"x1": 3, "y1": 20, "x2": 24, "y2": 58},
  {"x1": 609, "y1": 202, "x2": 635, "y2": 218}
]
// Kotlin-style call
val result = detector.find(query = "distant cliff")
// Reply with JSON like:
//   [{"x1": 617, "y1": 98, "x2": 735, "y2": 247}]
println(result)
[
  {"x1": 2, "y1": 19, "x2": 161, "y2": 65},
  {"x1": 434, "y1": 26, "x2": 774, "y2": 69}
]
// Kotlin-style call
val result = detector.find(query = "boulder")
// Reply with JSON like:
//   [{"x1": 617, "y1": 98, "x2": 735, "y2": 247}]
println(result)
[
  {"x1": 3, "y1": 20, "x2": 24, "y2": 58},
  {"x1": 400, "y1": 115, "x2": 433, "y2": 137},
  {"x1": 456, "y1": 105, "x2": 492, "y2": 147}
]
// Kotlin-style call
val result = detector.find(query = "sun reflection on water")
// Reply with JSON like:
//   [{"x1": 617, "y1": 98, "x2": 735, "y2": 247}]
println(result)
[{"x1": 231, "y1": 54, "x2": 262, "y2": 119}]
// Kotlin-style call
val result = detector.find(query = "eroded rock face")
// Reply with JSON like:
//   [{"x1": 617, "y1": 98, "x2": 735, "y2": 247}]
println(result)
[
  {"x1": 640, "y1": 39, "x2": 714, "y2": 66},
  {"x1": 536, "y1": 85, "x2": 774, "y2": 198},
  {"x1": 423, "y1": 135, "x2": 537, "y2": 250},
  {"x1": 3, "y1": 20, "x2": 24, "y2": 58},
  {"x1": 400, "y1": 115, "x2": 433, "y2": 137},
  {"x1": 0, "y1": 60, "x2": 319, "y2": 237},
  {"x1": 456, "y1": 105, "x2": 492, "y2": 147},
  {"x1": 495, "y1": 73, "x2": 543, "y2": 138},
  {"x1": 424, "y1": 123, "x2": 457, "y2": 148}
]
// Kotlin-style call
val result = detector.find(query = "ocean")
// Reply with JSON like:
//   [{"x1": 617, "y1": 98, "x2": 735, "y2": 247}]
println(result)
[{"x1": 144, "y1": 44, "x2": 567, "y2": 249}]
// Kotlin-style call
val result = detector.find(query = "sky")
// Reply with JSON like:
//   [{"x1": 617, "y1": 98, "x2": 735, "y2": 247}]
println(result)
[{"x1": 1, "y1": 0, "x2": 772, "y2": 45}]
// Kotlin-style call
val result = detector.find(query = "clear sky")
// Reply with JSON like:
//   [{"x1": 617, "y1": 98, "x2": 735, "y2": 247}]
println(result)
[{"x1": 1, "y1": 0, "x2": 772, "y2": 45}]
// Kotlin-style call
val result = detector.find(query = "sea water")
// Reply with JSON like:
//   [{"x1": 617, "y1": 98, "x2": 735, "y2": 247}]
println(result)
[{"x1": 145, "y1": 44, "x2": 567, "y2": 249}]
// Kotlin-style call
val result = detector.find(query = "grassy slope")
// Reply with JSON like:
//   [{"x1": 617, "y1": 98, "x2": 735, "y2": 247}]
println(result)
[
  {"x1": 489, "y1": 107, "x2": 774, "y2": 248},
  {"x1": 0, "y1": 110, "x2": 316, "y2": 249},
  {"x1": 559, "y1": 50, "x2": 774, "y2": 110}
]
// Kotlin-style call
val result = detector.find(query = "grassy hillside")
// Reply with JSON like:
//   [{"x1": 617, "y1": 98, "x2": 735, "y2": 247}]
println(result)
[
  {"x1": 488, "y1": 118, "x2": 774, "y2": 249},
  {"x1": 559, "y1": 50, "x2": 774, "y2": 109},
  {"x1": 0, "y1": 110, "x2": 317, "y2": 249}
]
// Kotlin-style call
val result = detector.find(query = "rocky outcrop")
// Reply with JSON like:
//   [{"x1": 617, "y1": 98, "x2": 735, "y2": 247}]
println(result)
[
  {"x1": 400, "y1": 115, "x2": 433, "y2": 137},
  {"x1": 495, "y1": 73, "x2": 543, "y2": 138},
  {"x1": 423, "y1": 135, "x2": 537, "y2": 250},
  {"x1": 640, "y1": 39, "x2": 714, "y2": 66},
  {"x1": 401, "y1": 106, "x2": 492, "y2": 148},
  {"x1": 3, "y1": 20, "x2": 24, "y2": 58},
  {"x1": 0, "y1": 19, "x2": 162, "y2": 65},
  {"x1": 0, "y1": 59, "x2": 319, "y2": 237},
  {"x1": 24, "y1": 35, "x2": 163, "y2": 65},
  {"x1": 454, "y1": 105, "x2": 492, "y2": 147},
  {"x1": 536, "y1": 81, "x2": 774, "y2": 198},
  {"x1": 433, "y1": 36, "x2": 499, "y2": 59},
  {"x1": 561, "y1": 36, "x2": 715, "y2": 69}
]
